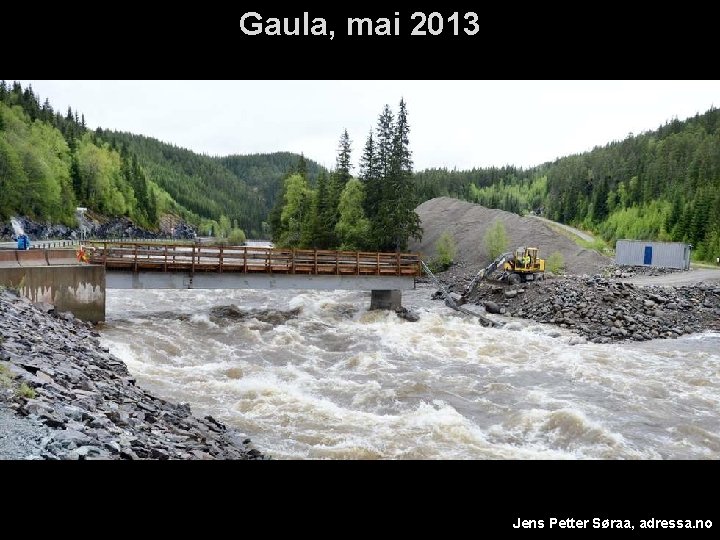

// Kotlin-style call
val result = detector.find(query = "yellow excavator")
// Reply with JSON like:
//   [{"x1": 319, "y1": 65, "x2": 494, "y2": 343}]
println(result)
[
  {"x1": 503, "y1": 246, "x2": 545, "y2": 285},
  {"x1": 460, "y1": 246, "x2": 545, "y2": 301}
]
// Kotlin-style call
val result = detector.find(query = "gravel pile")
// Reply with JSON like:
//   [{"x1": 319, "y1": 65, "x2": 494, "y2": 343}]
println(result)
[{"x1": 410, "y1": 197, "x2": 610, "y2": 276}]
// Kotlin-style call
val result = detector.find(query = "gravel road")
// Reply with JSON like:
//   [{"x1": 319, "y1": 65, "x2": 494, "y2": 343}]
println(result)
[{"x1": 621, "y1": 268, "x2": 720, "y2": 286}]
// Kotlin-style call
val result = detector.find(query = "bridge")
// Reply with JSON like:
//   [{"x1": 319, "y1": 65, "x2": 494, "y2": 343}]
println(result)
[
  {"x1": 0, "y1": 243, "x2": 424, "y2": 322},
  {"x1": 90, "y1": 242, "x2": 421, "y2": 312},
  {"x1": 87, "y1": 241, "x2": 421, "y2": 287}
]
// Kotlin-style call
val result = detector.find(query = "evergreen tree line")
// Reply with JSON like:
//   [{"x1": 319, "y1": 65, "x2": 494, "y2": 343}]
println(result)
[
  {"x1": 270, "y1": 100, "x2": 422, "y2": 252},
  {"x1": 412, "y1": 107, "x2": 720, "y2": 262}
]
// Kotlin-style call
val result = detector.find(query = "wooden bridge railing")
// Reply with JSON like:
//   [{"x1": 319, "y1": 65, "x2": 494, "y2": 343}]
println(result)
[{"x1": 86, "y1": 242, "x2": 423, "y2": 277}]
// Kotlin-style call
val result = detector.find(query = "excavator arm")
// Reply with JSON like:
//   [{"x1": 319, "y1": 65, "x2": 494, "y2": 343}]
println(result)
[
  {"x1": 461, "y1": 251, "x2": 513, "y2": 300},
  {"x1": 421, "y1": 260, "x2": 499, "y2": 327}
]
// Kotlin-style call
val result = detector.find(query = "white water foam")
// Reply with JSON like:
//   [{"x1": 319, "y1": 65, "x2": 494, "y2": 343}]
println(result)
[{"x1": 100, "y1": 287, "x2": 720, "y2": 459}]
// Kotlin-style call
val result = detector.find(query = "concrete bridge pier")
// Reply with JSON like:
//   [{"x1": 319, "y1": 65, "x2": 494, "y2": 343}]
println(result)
[{"x1": 370, "y1": 290, "x2": 402, "y2": 310}]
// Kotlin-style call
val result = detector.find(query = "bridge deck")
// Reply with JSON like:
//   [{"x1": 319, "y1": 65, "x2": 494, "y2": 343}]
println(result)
[{"x1": 87, "y1": 242, "x2": 423, "y2": 277}]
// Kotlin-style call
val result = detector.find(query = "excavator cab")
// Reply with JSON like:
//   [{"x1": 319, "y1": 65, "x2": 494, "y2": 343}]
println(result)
[
  {"x1": 505, "y1": 246, "x2": 545, "y2": 283},
  {"x1": 512, "y1": 247, "x2": 539, "y2": 270},
  {"x1": 511, "y1": 247, "x2": 529, "y2": 268},
  {"x1": 525, "y1": 247, "x2": 539, "y2": 268}
]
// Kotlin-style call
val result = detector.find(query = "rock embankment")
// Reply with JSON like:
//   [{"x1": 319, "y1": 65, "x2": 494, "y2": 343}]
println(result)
[
  {"x1": 1, "y1": 214, "x2": 197, "y2": 241},
  {"x1": 0, "y1": 289, "x2": 264, "y2": 460},
  {"x1": 460, "y1": 276, "x2": 720, "y2": 343}
]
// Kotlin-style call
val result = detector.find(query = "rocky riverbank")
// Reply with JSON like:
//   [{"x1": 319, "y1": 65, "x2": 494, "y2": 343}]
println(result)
[
  {"x1": 1, "y1": 214, "x2": 197, "y2": 241},
  {"x1": 0, "y1": 289, "x2": 264, "y2": 460},
  {"x1": 431, "y1": 267, "x2": 720, "y2": 343}
]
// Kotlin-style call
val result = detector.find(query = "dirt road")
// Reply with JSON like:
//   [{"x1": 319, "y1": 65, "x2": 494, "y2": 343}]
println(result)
[
  {"x1": 622, "y1": 268, "x2": 720, "y2": 286},
  {"x1": 529, "y1": 216, "x2": 596, "y2": 243}
]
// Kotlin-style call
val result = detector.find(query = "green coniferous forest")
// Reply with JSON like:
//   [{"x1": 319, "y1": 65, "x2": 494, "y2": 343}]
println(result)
[
  {"x1": 98, "y1": 130, "x2": 324, "y2": 237},
  {"x1": 270, "y1": 99, "x2": 422, "y2": 252},
  {"x1": 415, "y1": 107, "x2": 720, "y2": 261},
  {"x1": 2, "y1": 80, "x2": 719, "y2": 261},
  {"x1": 0, "y1": 81, "x2": 323, "y2": 238}
]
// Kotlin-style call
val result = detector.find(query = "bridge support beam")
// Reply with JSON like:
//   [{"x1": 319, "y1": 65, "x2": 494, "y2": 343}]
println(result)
[{"x1": 370, "y1": 290, "x2": 402, "y2": 310}]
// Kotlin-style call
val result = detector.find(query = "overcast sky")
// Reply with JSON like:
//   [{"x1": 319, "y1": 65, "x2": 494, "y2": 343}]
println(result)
[{"x1": 16, "y1": 80, "x2": 720, "y2": 171}]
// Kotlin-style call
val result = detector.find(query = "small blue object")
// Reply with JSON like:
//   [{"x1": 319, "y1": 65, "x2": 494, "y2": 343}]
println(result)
[
  {"x1": 643, "y1": 245, "x2": 652, "y2": 265},
  {"x1": 17, "y1": 234, "x2": 30, "y2": 250}
]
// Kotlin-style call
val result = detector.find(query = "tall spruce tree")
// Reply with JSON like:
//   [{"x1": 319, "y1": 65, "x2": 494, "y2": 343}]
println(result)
[
  {"x1": 325, "y1": 130, "x2": 353, "y2": 247},
  {"x1": 314, "y1": 170, "x2": 334, "y2": 248},
  {"x1": 366, "y1": 100, "x2": 422, "y2": 251},
  {"x1": 376, "y1": 105, "x2": 394, "y2": 181},
  {"x1": 337, "y1": 129, "x2": 352, "y2": 176},
  {"x1": 359, "y1": 130, "x2": 381, "y2": 224},
  {"x1": 386, "y1": 98, "x2": 421, "y2": 250},
  {"x1": 370, "y1": 106, "x2": 396, "y2": 249}
]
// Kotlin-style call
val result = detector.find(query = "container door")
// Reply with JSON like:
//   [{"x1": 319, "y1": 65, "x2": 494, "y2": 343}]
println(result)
[{"x1": 643, "y1": 245, "x2": 652, "y2": 265}]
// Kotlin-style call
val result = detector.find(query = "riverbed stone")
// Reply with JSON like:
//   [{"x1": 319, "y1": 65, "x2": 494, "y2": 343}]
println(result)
[{"x1": 434, "y1": 270, "x2": 720, "y2": 344}]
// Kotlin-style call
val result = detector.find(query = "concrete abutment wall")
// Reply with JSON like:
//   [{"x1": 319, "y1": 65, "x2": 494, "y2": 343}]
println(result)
[{"x1": 0, "y1": 265, "x2": 105, "y2": 323}]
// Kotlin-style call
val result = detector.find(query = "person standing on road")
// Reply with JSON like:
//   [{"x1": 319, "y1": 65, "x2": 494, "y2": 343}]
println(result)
[{"x1": 17, "y1": 234, "x2": 30, "y2": 250}]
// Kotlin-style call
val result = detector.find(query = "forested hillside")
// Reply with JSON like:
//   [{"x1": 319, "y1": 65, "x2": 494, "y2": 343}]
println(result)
[
  {"x1": 0, "y1": 81, "x2": 159, "y2": 229},
  {"x1": 1, "y1": 81, "x2": 324, "y2": 238},
  {"x1": 219, "y1": 152, "x2": 323, "y2": 211},
  {"x1": 414, "y1": 107, "x2": 720, "y2": 261},
  {"x1": 99, "y1": 131, "x2": 325, "y2": 237}
]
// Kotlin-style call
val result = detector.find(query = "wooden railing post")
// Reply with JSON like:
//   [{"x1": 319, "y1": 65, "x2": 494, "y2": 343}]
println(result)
[
  {"x1": 376, "y1": 252, "x2": 380, "y2": 275},
  {"x1": 356, "y1": 251, "x2": 360, "y2": 275},
  {"x1": 335, "y1": 251, "x2": 339, "y2": 275},
  {"x1": 133, "y1": 244, "x2": 138, "y2": 272},
  {"x1": 244, "y1": 247, "x2": 248, "y2": 273},
  {"x1": 191, "y1": 244, "x2": 196, "y2": 277},
  {"x1": 291, "y1": 248, "x2": 296, "y2": 274},
  {"x1": 314, "y1": 250, "x2": 318, "y2": 274},
  {"x1": 164, "y1": 245, "x2": 168, "y2": 272},
  {"x1": 396, "y1": 252, "x2": 401, "y2": 276},
  {"x1": 219, "y1": 245, "x2": 223, "y2": 273}
]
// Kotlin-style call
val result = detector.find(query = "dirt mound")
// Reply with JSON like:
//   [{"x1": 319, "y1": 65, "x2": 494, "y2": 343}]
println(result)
[{"x1": 410, "y1": 197, "x2": 610, "y2": 276}]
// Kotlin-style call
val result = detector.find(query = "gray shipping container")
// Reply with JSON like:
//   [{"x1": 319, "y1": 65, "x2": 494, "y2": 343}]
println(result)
[{"x1": 615, "y1": 240, "x2": 691, "y2": 270}]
